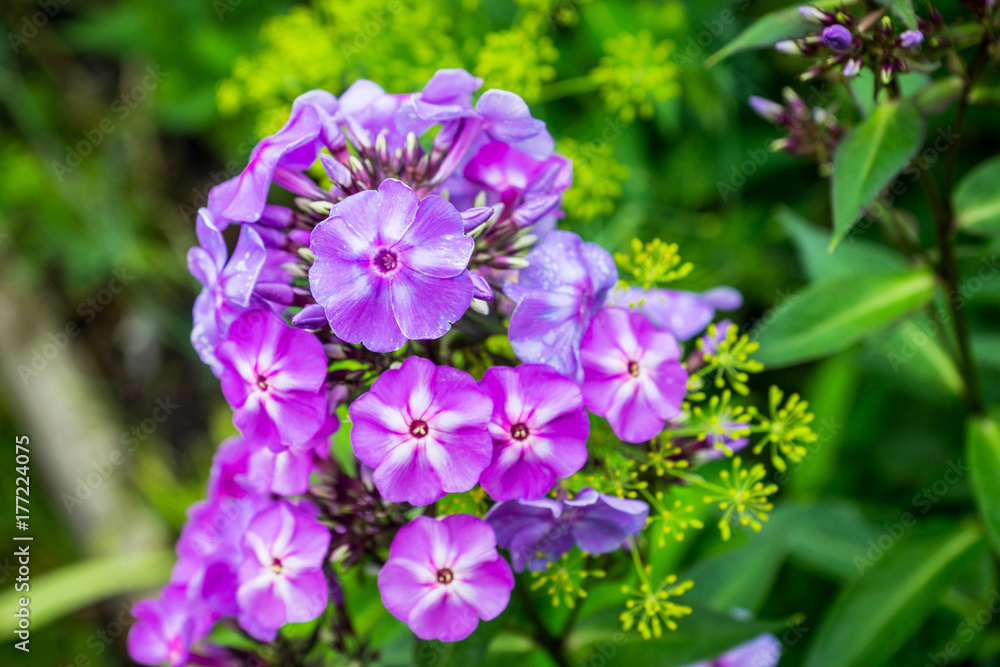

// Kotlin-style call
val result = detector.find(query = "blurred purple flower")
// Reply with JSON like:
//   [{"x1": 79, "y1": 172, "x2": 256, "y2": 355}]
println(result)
[
  {"x1": 377, "y1": 514, "x2": 514, "y2": 641},
  {"x1": 683, "y1": 633, "x2": 782, "y2": 667},
  {"x1": 309, "y1": 179, "x2": 474, "y2": 353},
  {"x1": 349, "y1": 357, "x2": 492, "y2": 505},
  {"x1": 608, "y1": 286, "x2": 742, "y2": 341},
  {"x1": 127, "y1": 584, "x2": 214, "y2": 667},
  {"x1": 898, "y1": 29, "x2": 924, "y2": 49},
  {"x1": 478, "y1": 364, "x2": 589, "y2": 501},
  {"x1": 485, "y1": 488, "x2": 649, "y2": 571}
]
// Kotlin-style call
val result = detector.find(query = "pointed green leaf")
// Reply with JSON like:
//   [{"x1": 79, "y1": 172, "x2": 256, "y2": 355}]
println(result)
[
  {"x1": 753, "y1": 270, "x2": 935, "y2": 367},
  {"x1": 967, "y1": 416, "x2": 1000, "y2": 557},
  {"x1": 830, "y1": 100, "x2": 925, "y2": 250},
  {"x1": 804, "y1": 523, "x2": 983, "y2": 667},
  {"x1": 705, "y1": 0, "x2": 851, "y2": 68},
  {"x1": 878, "y1": 0, "x2": 918, "y2": 29},
  {"x1": 955, "y1": 155, "x2": 1000, "y2": 234},
  {"x1": 0, "y1": 550, "x2": 174, "y2": 639},
  {"x1": 777, "y1": 206, "x2": 906, "y2": 282}
]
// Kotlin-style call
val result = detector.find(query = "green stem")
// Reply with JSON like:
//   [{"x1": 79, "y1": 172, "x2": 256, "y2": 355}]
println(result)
[
  {"x1": 516, "y1": 582, "x2": 572, "y2": 667},
  {"x1": 944, "y1": 39, "x2": 991, "y2": 196},
  {"x1": 918, "y1": 169, "x2": 985, "y2": 414},
  {"x1": 538, "y1": 76, "x2": 600, "y2": 104}
]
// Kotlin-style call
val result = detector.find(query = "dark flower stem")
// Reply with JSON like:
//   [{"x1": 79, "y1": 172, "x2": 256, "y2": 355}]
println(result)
[
  {"x1": 918, "y1": 168, "x2": 984, "y2": 415},
  {"x1": 516, "y1": 581, "x2": 572, "y2": 667}
]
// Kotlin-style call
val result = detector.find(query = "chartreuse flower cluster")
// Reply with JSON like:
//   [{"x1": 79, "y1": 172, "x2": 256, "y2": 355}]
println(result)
[
  {"x1": 217, "y1": 0, "x2": 691, "y2": 224},
  {"x1": 127, "y1": 68, "x2": 812, "y2": 666}
]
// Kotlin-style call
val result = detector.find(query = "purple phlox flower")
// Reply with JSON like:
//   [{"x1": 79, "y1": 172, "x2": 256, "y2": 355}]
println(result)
[
  {"x1": 478, "y1": 364, "x2": 589, "y2": 501},
  {"x1": 237, "y1": 500, "x2": 331, "y2": 641},
  {"x1": 485, "y1": 488, "x2": 649, "y2": 571},
  {"x1": 341, "y1": 70, "x2": 481, "y2": 153},
  {"x1": 402, "y1": 68, "x2": 482, "y2": 124},
  {"x1": 504, "y1": 230, "x2": 618, "y2": 381},
  {"x1": 216, "y1": 309, "x2": 329, "y2": 450},
  {"x1": 377, "y1": 514, "x2": 514, "y2": 641},
  {"x1": 475, "y1": 89, "x2": 554, "y2": 160},
  {"x1": 608, "y1": 285, "x2": 742, "y2": 341},
  {"x1": 898, "y1": 29, "x2": 924, "y2": 49},
  {"x1": 247, "y1": 410, "x2": 337, "y2": 496},
  {"x1": 682, "y1": 633, "x2": 782, "y2": 667},
  {"x1": 580, "y1": 307, "x2": 688, "y2": 443},
  {"x1": 821, "y1": 24, "x2": 853, "y2": 51},
  {"x1": 127, "y1": 583, "x2": 214, "y2": 667},
  {"x1": 208, "y1": 90, "x2": 341, "y2": 225},
  {"x1": 349, "y1": 357, "x2": 493, "y2": 505},
  {"x1": 189, "y1": 208, "x2": 268, "y2": 377},
  {"x1": 309, "y1": 178, "x2": 474, "y2": 353},
  {"x1": 463, "y1": 140, "x2": 570, "y2": 228}
]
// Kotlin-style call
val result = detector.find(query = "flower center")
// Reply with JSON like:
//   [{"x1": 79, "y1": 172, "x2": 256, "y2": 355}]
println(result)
[
  {"x1": 510, "y1": 423, "x2": 529, "y2": 440},
  {"x1": 257, "y1": 374, "x2": 270, "y2": 391},
  {"x1": 628, "y1": 361, "x2": 640, "y2": 377},
  {"x1": 410, "y1": 419, "x2": 429, "y2": 437},
  {"x1": 271, "y1": 557, "x2": 283, "y2": 574},
  {"x1": 436, "y1": 568, "x2": 454, "y2": 584},
  {"x1": 374, "y1": 249, "x2": 398, "y2": 273}
]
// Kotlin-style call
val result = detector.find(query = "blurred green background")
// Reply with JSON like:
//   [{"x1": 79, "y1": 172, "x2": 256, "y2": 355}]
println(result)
[{"x1": 1, "y1": 0, "x2": 999, "y2": 665}]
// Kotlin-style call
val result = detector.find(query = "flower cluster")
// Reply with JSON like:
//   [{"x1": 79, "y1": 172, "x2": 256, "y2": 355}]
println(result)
[
  {"x1": 130, "y1": 68, "x2": 815, "y2": 665},
  {"x1": 778, "y1": 6, "x2": 933, "y2": 86}
]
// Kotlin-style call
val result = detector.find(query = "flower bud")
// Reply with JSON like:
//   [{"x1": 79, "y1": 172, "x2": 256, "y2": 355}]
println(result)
[{"x1": 821, "y1": 24, "x2": 853, "y2": 51}]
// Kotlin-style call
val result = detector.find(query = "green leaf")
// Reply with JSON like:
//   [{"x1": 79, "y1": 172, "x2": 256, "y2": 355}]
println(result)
[
  {"x1": 955, "y1": 155, "x2": 1000, "y2": 234},
  {"x1": 912, "y1": 75, "x2": 965, "y2": 115},
  {"x1": 830, "y1": 100, "x2": 925, "y2": 249},
  {"x1": 777, "y1": 206, "x2": 906, "y2": 283},
  {"x1": 753, "y1": 270, "x2": 935, "y2": 367},
  {"x1": 805, "y1": 523, "x2": 983, "y2": 667},
  {"x1": 967, "y1": 416, "x2": 1000, "y2": 557},
  {"x1": 568, "y1": 605, "x2": 794, "y2": 667},
  {"x1": 704, "y1": 0, "x2": 849, "y2": 67},
  {"x1": 872, "y1": 318, "x2": 964, "y2": 397},
  {"x1": 783, "y1": 501, "x2": 879, "y2": 581},
  {"x1": 878, "y1": 0, "x2": 918, "y2": 29},
  {"x1": 0, "y1": 550, "x2": 174, "y2": 639}
]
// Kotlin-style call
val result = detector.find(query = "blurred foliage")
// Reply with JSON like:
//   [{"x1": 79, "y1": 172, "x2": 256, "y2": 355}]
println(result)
[{"x1": 1, "y1": 0, "x2": 999, "y2": 665}]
